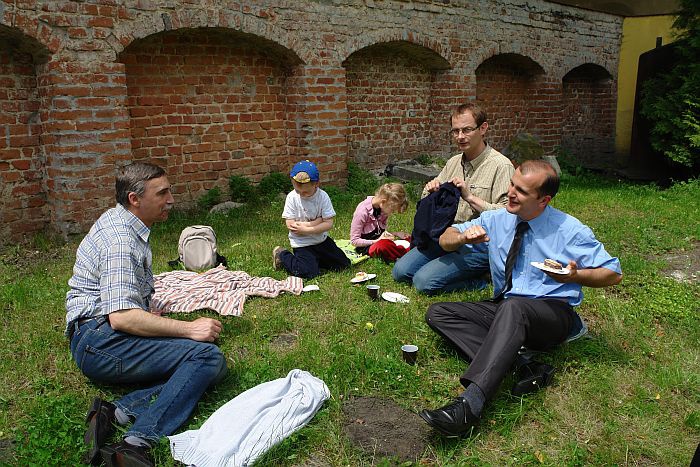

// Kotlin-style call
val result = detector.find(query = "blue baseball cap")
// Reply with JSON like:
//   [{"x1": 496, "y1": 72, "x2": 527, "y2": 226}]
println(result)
[{"x1": 290, "y1": 160, "x2": 319, "y2": 183}]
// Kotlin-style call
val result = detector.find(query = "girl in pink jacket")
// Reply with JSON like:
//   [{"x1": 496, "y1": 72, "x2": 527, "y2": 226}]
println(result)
[{"x1": 350, "y1": 183, "x2": 409, "y2": 262}]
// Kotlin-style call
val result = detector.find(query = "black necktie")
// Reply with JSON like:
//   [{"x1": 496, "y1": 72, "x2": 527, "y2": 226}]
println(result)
[{"x1": 497, "y1": 221, "x2": 529, "y2": 299}]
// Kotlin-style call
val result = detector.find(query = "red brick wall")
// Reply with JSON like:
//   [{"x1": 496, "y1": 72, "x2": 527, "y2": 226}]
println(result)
[
  {"x1": 0, "y1": 1, "x2": 623, "y2": 240},
  {"x1": 562, "y1": 65, "x2": 616, "y2": 168},
  {"x1": 285, "y1": 65, "x2": 349, "y2": 184},
  {"x1": 476, "y1": 53, "x2": 551, "y2": 154},
  {"x1": 120, "y1": 29, "x2": 291, "y2": 200},
  {"x1": 345, "y1": 46, "x2": 436, "y2": 170},
  {"x1": 38, "y1": 61, "x2": 132, "y2": 235},
  {"x1": 0, "y1": 45, "x2": 46, "y2": 241}
]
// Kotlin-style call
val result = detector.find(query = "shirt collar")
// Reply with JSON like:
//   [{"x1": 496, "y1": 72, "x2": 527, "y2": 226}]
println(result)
[
  {"x1": 519, "y1": 205, "x2": 551, "y2": 237},
  {"x1": 463, "y1": 145, "x2": 490, "y2": 171},
  {"x1": 116, "y1": 203, "x2": 151, "y2": 242}
]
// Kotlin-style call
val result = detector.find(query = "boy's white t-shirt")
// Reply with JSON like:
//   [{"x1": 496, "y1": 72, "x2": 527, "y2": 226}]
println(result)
[{"x1": 282, "y1": 187, "x2": 336, "y2": 248}]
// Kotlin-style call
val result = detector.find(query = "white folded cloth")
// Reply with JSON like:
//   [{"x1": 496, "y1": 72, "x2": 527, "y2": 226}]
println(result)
[{"x1": 168, "y1": 369, "x2": 330, "y2": 467}]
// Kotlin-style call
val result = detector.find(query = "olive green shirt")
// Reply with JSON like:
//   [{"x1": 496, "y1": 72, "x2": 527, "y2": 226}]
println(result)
[{"x1": 422, "y1": 145, "x2": 514, "y2": 223}]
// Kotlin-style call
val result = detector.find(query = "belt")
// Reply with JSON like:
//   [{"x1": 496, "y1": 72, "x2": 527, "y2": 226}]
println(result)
[{"x1": 68, "y1": 317, "x2": 98, "y2": 340}]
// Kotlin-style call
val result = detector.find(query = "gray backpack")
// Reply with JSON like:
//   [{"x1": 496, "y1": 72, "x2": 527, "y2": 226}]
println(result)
[{"x1": 177, "y1": 225, "x2": 220, "y2": 271}]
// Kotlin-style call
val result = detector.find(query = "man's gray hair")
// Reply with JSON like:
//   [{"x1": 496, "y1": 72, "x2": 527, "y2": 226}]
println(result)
[{"x1": 116, "y1": 163, "x2": 166, "y2": 207}]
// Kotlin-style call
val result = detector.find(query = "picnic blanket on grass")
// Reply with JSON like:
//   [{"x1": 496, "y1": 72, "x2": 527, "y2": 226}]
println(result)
[
  {"x1": 152, "y1": 265, "x2": 304, "y2": 316},
  {"x1": 334, "y1": 239, "x2": 370, "y2": 265}
]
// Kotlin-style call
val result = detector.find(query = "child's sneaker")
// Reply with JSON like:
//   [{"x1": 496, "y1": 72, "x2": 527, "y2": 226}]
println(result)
[{"x1": 272, "y1": 246, "x2": 284, "y2": 270}]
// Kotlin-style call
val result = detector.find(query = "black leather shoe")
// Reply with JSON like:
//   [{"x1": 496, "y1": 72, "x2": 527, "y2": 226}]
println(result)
[
  {"x1": 418, "y1": 397, "x2": 479, "y2": 437},
  {"x1": 100, "y1": 440, "x2": 154, "y2": 467},
  {"x1": 512, "y1": 362, "x2": 556, "y2": 396},
  {"x1": 84, "y1": 397, "x2": 117, "y2": 465}
]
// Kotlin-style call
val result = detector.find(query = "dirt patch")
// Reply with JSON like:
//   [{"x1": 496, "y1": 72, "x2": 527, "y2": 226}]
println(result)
[
  {"x1": 0, "y1": 247, "x2": 68, "y2": 271},
  {"x1": 269, "y1": 333, "x2": 298, "y2": 352},
  {"x1": 231, "y1": 346, "x2": 250, "y2": 362},
  {"x1": 656, "y1": 241, "x2": 700, "y2": 284},
  {"x1": 0, "y1": 438, "x2": 16, "y2": 464},
  {"x1": 293, "y1": 452, "x2": 332, "y2": 466},
  {"x1": 342, "y1": 397, "x2": 431, "y2": 463}
]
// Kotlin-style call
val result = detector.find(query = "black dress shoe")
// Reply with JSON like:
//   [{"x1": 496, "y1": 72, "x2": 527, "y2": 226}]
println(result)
[
  {"x1": 84, "y1": 397, "x2": 117, "y2": 465},
  {"x1": 511, "y1": 361, "x2": 556, "y2": 396},
  {"x1": 100, "y1": 440, "x2": 154, "y2": 467},
  {"x1": 418, "y1": 397, "x2": 479, "y2": 437}
]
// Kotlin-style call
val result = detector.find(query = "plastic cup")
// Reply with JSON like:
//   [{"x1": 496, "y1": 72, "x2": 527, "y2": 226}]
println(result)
[
  {"x1": 366, "y1": 284, "x2": 380, "y2": 301},
  {"x1": 401, "y1": 344, "x2": 418, "y2": 365}
]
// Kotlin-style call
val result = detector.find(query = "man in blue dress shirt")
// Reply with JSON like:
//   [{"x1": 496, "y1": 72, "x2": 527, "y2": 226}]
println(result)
[{"x1": 419, "y1": 159, "x2": 622, "y2": 437}]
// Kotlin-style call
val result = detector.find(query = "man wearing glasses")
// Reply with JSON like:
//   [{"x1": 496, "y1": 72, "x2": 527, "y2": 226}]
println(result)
[{"x1": 393, "y1": 102, "x2": 514, "y2": 294}]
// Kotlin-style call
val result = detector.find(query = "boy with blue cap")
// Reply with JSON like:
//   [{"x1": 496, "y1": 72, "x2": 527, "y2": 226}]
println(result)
[{"x1": 272, "y1": 160, "x2": 350, "y2": 278}]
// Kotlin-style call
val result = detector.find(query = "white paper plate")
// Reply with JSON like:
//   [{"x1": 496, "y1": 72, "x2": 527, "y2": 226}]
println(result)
[
  {"x1": 302, "y1": 284, "x2": 320, "y2": 292},
  {"x1": 382, "y1": 292, "x2": 410, "y2": 303},
  {"x1": 394, "y1": 239, "x2": 410, "y2": 249},
  {"x1": 531, "y1": 261, "x2": 570, "y2": 275},
  {"x1": 350, "y1": 273, "x2": 377, "y2": 283}
]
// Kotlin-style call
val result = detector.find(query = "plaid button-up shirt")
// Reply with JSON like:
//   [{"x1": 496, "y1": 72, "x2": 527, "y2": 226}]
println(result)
[
  {"x1": 65, "y1": 204, "x2": 153, "y2": 336},
  {"x1": 421, "y1": 145, "x2": 514, "y2": 223}
]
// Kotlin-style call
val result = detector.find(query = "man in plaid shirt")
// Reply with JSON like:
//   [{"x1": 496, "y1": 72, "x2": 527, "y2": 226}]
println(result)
[{"x1": 66, "y1": 162, "x2": 227, "y2": 467}]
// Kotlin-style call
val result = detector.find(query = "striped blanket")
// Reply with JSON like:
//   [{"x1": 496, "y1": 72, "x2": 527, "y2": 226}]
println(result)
[{"x1": 152, "y1": 265, "x2": 304, "y2": 316}]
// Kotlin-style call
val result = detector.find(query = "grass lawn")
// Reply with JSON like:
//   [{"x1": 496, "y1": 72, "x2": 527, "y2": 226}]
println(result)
[{"x1": 1, "y1": 171, "x2": 699, "y2": 466}]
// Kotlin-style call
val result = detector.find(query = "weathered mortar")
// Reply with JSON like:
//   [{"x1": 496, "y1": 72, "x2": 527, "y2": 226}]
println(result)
[{"x1": 0, "y1": 0, "x2": 621, "y2": 241}]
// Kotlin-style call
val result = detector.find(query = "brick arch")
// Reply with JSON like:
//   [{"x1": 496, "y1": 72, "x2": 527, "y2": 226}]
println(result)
[
  {"x1": 561, "y1": 63, "x2": 616, "y2": 168},
  {"x1": 341, "y1": 32, "x2": 452, "y2": 68},
  {"x1": 473, "y1": 45, "x2": 546, "y2": 75},
  {"x1": 0, "y1": 25, "x2": 52, "y2": 242},
  {"x1": 562, "y1": 62, "x2": 613, "y2": 81},
  {"x1": 342, "y1": 40, "x2": 452, "y2": 171},
  {"x1": 109, "y1": 10, "x2": 309, "y2": 65},
  {"x1": 0, "y1": 17, "x2": 64, "y2": 56},
  {"x1": 476, "y1": 52, "x2": 545, "y2": 77},
  {"x1": 118, "y1": 27, "x2": 300, "y2": 201},
  {"x1": 558, "y1": 59, "x2": 614, "y2": 81},
  {"x1": 0, "y1": 25, "x2": 53, "y2": 64},
  {"x1": 475, "y1": 53, "x2": 553, "y2": 154}
]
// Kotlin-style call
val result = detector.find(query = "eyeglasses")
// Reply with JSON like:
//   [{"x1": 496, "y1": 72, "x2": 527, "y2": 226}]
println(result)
[{"x1": 450, "y1": 125, "x2": 481, "y2": 137}]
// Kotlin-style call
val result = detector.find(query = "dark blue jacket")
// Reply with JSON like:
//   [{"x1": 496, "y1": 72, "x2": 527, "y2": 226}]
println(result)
[{"x1": 410, "y1": 183, "x2": 461, "y2": 252}]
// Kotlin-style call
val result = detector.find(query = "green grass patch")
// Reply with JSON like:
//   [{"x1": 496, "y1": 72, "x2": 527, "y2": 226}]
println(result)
[{"x1": 0, "y1": 172, "x2": 698, "y2": 465}]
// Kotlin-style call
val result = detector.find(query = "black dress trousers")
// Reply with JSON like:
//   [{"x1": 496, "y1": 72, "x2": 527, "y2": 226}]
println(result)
[{"x1": 425, "y1": 297, "x2": 575, "y2": 399}]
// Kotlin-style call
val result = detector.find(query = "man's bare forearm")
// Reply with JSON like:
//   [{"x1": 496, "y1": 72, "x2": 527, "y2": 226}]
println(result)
[
  {"x1": 439, "y1": 227, "x2": 466, "y2": 252},
  {"x1": 109, "y1": 308, "x2": 221, "y2": 342}
]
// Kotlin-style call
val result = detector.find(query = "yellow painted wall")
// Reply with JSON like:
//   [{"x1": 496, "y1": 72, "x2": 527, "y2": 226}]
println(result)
[{"x1": 616, "y1": 15, "x2": 676, "y2": 161}]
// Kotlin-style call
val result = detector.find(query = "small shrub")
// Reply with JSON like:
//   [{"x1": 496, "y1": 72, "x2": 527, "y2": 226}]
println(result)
[
  {"x1": 413, "y1": 154, "x2": 447, "y2": 168},
  {"x1": 324, "y1": 185, "x2": 355, "y2": 209},
  {"x1": 258, "y1": 172, "x2": 292, "y2": 198},
  {"x1": 556, "y1": 146, "x2": 586, "y2": 176},
  {"x1": 228, "y1": 175, "x2": 255, "y2": 203},
  {"x1": 503, "y1": 133, "x2": 544, "y2": 164},
  {"x1": 404, "y1": 181, "x2": 424, "y2": 203},
  {"x1": 346, "y1": 162, "x2": 379, "y2": 195},
  {"x1": 414, "y1": 154, "x2": 433, "y2": 166},
  {"x1": 197, "y1": 186, "x2": 222, "y2": 210}
]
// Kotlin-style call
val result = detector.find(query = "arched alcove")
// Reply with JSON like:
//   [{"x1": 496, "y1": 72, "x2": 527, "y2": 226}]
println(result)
[
  {"x1": 476, "y1": 53, "x2": 548, "y2": 152},
  {"x1": 562, "y1": 63, "x2": 616, "y2": 168},
  {"x1": 0, "y1": 26, "x2": 51, "y2": 241},
  {"x1": 342, "y1": 41, "x2": 451, "y2": 170},
  {"x1": 119, "y1": 27, "x2": 304, "y2": 201}
]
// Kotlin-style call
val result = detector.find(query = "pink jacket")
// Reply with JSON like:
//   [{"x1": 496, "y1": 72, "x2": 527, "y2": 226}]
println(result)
[{"x1": 350, "y1": 196, "x2": 389, "y2": 247}]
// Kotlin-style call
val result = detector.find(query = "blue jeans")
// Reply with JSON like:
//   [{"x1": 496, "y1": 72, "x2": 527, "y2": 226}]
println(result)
[
  {"x1": 392, "y1": 242, "x2": 489, "y2": 294},
  {"x1": 70, "y1": 317, "x2": 227, "y2": 442}
]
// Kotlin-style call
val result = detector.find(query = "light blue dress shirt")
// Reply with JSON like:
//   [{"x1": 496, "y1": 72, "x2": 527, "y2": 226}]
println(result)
[{"x1": 454, "y1": 205, "x2": 621, "y2": 306}]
